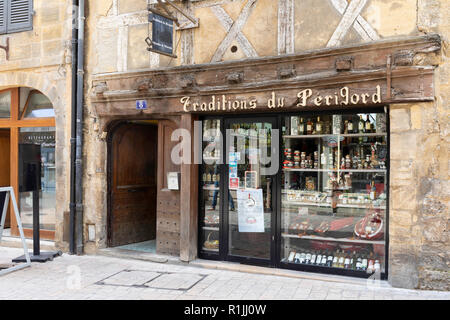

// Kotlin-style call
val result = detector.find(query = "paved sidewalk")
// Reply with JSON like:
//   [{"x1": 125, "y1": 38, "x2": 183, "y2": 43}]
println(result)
[{"x1": 0, "y1": 247, "x2": 449, "y2": 300}]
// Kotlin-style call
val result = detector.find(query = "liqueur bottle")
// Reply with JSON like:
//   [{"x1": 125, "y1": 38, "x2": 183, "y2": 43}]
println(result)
[
  {"x1": 351, "y1": 251, "x2": 357, "y2": 270},
  {"x1": 305, "y1": 251, "x2": 312, "y2": 264},
  {"x1": 374, "y1": 257, "x2": 381, "y2": 273},
  {"x1": 315, "y1": 252, "x2": 322, "y2": 265},
  {"x1": 332, "y1": 250, "x2": 340, "y2": 268},
  {"x1": 291, "y1": 116, "x2": 299, "y2": 135},
  {"x1": 306, "y1": 118, "x2": 313, "y2": 135},
  {"x1": 361, "y1": 254, "x2": 368, "y2": 272},
  {"x1": 310, "y1": 251, "x2": 317, "y2": 265},
  {"x1": 299, "y1": 118, "x2": 305, "y2": 135},
  {"x1": 294, "y1": 253, "x2": 301, "y2": 263},
  {"x1": 367, "y1": 252, "x2": 375, "y2": 273},
  {"x1": 358, "y1": 115, "x2": 365, "y2": 133},
  {"x1": 355, "y1": 255, "x2": 362, "y2": 271},
  {"x1": 321, "y1": 252, "x2": 328, "y2": 266},
  {"x1": 320, "y1": 147, "x2": 327, "y2": 169},
  {"x1": 343, "y1": 120, "x2": 349, "y2": 134},
  {"x1": 344, "y1": 252, "x2": 351, "y2": 269},
  {"x1": 369, "y1": 181, "x2": 377, "y2": 200},
  {"x1": 365, "y1": 115, "x2": 372, "y2": 133},
  {"x1": 347, "y1": 117, "x2": 354, "y2": 134},
  {"x1": 299, "y1": 251, "x2": 306, "y2": 264},
  {"x1": 338, "y1": 250, "x2": 345, "y2": 268},
  {"x1": 327, "y1": 251, "x2": 334, "y2": 267},
  {"x1": 315, "y1": 117, "x2": 322, "y2": 134}
]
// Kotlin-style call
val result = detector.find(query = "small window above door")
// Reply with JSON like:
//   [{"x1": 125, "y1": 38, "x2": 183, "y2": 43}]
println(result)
[{"x1": 21, "y1": 91, "x2": 55, "y2": 119}]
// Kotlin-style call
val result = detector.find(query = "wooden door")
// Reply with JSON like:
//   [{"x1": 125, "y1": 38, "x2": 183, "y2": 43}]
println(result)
[
  {"x1": 0, "y1": 129, "x2": 11, "y2": 227},
  {"x1": 109, "y1": 123, "x2": 158, "y2": 247}
]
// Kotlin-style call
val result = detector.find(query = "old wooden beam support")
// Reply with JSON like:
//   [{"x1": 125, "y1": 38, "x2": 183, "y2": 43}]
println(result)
[{"x1": 179, "y1": 113, "x2": 199, "y2": 262}]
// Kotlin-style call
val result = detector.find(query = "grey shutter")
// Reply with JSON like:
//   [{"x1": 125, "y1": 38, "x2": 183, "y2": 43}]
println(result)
[
  {"x1": 7, "y1": 0, "x2": 33, "y2": 33},
  {"x1": 0, "y1": 0, "x2": 6, "y2": 34}
]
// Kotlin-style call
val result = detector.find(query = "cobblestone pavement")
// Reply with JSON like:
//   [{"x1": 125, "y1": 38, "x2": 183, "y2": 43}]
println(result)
[{"x1": 0, "y1": 247, "x2": 449, "y2": 300}]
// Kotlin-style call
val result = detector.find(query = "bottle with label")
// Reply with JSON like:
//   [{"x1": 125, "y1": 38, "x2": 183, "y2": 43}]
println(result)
[
  {"x1": 367, "y1": 252, "x2": 375, "y2": 273},
  {"x1": 315, "y1": 252, "x2": 322, "y2": 265},
  {"x1": 321, "y1": 252, "x2": 328, "y2": 266},
  {"x1": 361, "y1": 254, "x2": 368, "y2": 271},
  {"x1": 344, "y1": 252, "x2": 351, "y2": 269},
  {"x1": 350, "y1": 251, "x2": 357, "y2": 270},
  {"x1": 370, "y1": 181, "x2": 377, "y2": 200},
  {"x1": 291, "y1": 116, "x2": 299, "y2": 135},
  {"x1": 305, "y1": 251, "x2": 312, "y2": 264},
  {"x1": 320, "y1": 147, "x2": 327, "y2": 169},
  {"x1": 374, "y1": 258, "x2": 381, "y2": 273},
  {"x1": 294, "y1": 253, "x2": 301, "y2": 263},
  {"x1": 306, "y1": 118, "x2": 313, "y2": 135},
  {"x1": 358, "y1": 115, "x2": 365, "y2": 133},
  {"x1": 355, "y1": 255, "x2": 362, "y2": 271},
  {"x1": 332, "y1": 250, "x2": 340, "y2": 268},
  {"x1": 347, "y1": 118, "x2": 354, "y2": 133},
  {"x1": 299, "y1": 252, "x2": 306, "y2": 264},
  {"x1": 365, "y1": 115, "x2": 372, "y2": 133},
  {"x1": 298, "y1": 118, "x2": 305, "y2": 135},
  {"x1": 338, "y1": 250, "x2": 345, "y2": 268},
  {"x1": 315, "y1": 117, "x2": 322, "y2": 134},
  {"x1": 310, "y1": 251, "x2": 317, "y2": 265},
  {"x1": 327, "y1": 251, "x2": 334, "y2": 267}
]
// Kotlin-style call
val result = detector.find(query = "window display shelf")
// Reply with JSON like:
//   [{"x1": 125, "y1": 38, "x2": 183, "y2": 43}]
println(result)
[
  {"x1": 203, "y1": 185, "x2": 219, "y2": 191},
  {"x1": 202, "y1": 247, "x2": 219, "y2": 252},
  {"x1": 283, "y1": 133, "x2": 387, "y2": 139},
  {"x1": 202, "y1": 226, "x2": 219, "y2": 231},
  {"x1": 281, "y1": 200, "x2": 386, "y2": 210},
  {"x1": 283, "y1": 168, "x2": 386, "y2": 173},
  {"x1": 281, "y1": 233, "x2": 385, "y2": 245}
]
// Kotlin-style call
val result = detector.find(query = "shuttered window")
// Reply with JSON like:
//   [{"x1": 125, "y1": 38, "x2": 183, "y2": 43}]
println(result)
[{"x1": 0, "y1": 0, "x2": 33, "y2": 35}]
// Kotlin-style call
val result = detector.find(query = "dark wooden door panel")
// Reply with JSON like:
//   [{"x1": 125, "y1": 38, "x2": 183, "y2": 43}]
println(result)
[
  {"x1": 110, "y1": 123, "x2": 158, "y2": 247},
  {"x1": 0, "y1": 130, "x2": 11, "y2": 227}
]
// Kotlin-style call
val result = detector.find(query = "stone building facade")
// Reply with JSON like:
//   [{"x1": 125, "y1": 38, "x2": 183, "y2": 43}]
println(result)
[
  {"x1": 76, "y1": 0, "x2": 449, "y2": 291},
  {"x1": 0, "y1": 0, "x2": 72, "y2": 242},
  {"x1": 2, "y1": 0, "x2": 446, "y2": 291}
]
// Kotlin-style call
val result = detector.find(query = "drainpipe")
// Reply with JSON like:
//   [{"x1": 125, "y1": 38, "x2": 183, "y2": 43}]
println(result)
[
  {"x1": 75, "y1": 0, "x2": 85, "y2": 255},
  {"x1": 69, "y1": 0, "x2": 79, "y2": 255}
]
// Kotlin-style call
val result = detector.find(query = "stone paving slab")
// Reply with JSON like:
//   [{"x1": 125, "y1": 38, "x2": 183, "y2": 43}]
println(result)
[{"x1": 0, "y1": 247, "x2": 449, "y2": 300}]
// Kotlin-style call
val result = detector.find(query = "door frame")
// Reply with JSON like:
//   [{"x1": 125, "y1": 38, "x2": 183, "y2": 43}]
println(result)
[{"x1": 222, "y1": 115, "x2": 279, "y2": 267}]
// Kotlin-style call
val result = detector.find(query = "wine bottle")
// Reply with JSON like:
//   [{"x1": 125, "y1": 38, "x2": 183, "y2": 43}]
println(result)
[
  {"x1": 351, "y1": 251, "x2": 357, "y2": 270},
  {"x1": 315, "y1": 252, "x2": 322, "y2": 265},
  {"x1": 332, "y1": 250, "x2": 339, "y2": 268},
  {"x1": 361, "y1": 254, "x2": 368, "y2": 272},
  {"x1": 358, "y1": 115, "x2": 365, "y2": 133},
  {"x1": 315, "y1": 117, "x2": 322, "y2": 134},
  {"x1": 311, "y1": 251, "x2": 317, "y2": 265},
  {"x1": 306, "y1": 118, "x2": 313, "y2": 135},
  {"x1": 343, "y1": 252, "x2": 350, "y2": 269},
  {"x1": 299, "y1": 118, "x2": 305, "y2": 135},
  {"x1": 321, "y1": 252, "x2": 328, "y2": 266},
  {"x1": 338, "y1": 250, "x2": 345, "y2": 268},
  {"x1": 327, "y1": 251, "x2": 334, "y2": 267},
  {"x1": 356, "y1": 255, "x2": 362, "y2": 271},
  {"x1": 347, "y1": 118, "x2": 354, "y2": 133},
  {"x1": 305, "y1": 251, "x2": 312, "y2": 264},
  {"x1": 365, "y1": 115, "x2": 372, "y2": 133}
]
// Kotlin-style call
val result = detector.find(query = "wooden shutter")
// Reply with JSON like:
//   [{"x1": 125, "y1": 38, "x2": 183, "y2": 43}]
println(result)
[
  {"x1": 7, "y1": 0, "x2": 33, "y2": 33},
  {"x1": 0, "y1": 0, "x2": 6, "y2": 34}
]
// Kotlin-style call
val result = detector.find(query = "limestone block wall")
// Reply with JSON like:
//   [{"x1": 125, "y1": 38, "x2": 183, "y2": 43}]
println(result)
[
  {"x1": 0, "y1": 0, "x2": 72, "y2": 248},
  {"x1": 387, "y1": 0, "x2": 449, "y2": 291}
]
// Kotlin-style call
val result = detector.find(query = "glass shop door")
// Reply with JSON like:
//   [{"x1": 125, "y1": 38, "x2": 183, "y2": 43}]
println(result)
[{"x1": 224, "y1": 117, "x2": 278, "y2": 265}]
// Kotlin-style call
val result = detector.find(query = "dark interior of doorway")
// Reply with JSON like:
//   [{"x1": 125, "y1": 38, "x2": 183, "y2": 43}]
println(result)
[{"x1": 107, "y1": 121, "x2": 158, "y2": 253}]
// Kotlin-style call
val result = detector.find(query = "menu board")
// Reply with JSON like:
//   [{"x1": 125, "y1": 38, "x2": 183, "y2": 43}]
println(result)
[{"x1": 237, "y1": 189, "x2": 264, "y2": 233}]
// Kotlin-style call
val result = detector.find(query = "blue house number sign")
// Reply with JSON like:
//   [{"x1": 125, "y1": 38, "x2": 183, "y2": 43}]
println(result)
[{"x1": 136, "y1": 100, "x2": 148, "y2": 110}]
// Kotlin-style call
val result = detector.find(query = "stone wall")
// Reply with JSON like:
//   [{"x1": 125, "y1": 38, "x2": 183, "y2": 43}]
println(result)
[{"x1": 0, "y1": 0, "x2": 72, "y2": 248}]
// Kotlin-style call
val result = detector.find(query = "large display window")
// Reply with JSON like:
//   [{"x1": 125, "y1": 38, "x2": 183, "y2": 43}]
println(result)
[
  {"x1": 198, "y1": 109, "x2": 389, "y2": 279},
  {"x1": 280, "y1": 111, "x2": 388, "y2": 278}
]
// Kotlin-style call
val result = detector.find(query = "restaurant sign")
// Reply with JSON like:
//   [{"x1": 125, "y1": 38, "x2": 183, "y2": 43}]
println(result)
[{"x1": 180, "y1": 85, "x2": 383, "y2": 112}]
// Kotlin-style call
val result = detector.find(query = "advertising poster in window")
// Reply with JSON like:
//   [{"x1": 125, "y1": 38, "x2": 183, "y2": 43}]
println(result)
[{"x1": 236, "y1": 189, "x2": 264, "y2": 233}]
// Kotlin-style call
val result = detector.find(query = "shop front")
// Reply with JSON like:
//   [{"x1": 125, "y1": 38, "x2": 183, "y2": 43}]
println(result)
[{"x1": 89, "y1": 35, "x2": 440, "y2": 283}]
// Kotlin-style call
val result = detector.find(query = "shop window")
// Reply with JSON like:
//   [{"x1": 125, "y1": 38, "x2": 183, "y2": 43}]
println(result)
[
  {"x1": 19, "y1": 126, "x2": 56, "y2": 231},
  {"x1": 0, "y1": 90, "x2": 11, "y2": 118},
  {"x1": 0, "y1": 0, "x2": 34, "y2": 35}
]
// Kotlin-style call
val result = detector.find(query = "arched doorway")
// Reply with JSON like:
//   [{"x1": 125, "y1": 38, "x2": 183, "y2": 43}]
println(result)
[
  {"x1": 0, "y1": 87, "x2": 56, "y2": 240},
  {"x1": 107, "y1": 121, "x2": 158, "y2": 249}
]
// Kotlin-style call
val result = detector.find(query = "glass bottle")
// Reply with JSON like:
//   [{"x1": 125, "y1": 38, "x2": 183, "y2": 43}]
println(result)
[
  {"x1": 305, "y1": 251, "x2": 312, "y2": 264},
  {"x1": 327, "y1": 251, "x2": 334, "y2": 267},
  {"x1": 321, "y1": 251, "x2": 328, "y2": 266},
  {"x1": 338, "y1": 250, "x2": 345, "y2": 268},
  {"x1": 306, "y1": 118, "x2": 313, "y2": 135},
  {"x1": 361, "y1": 254, "x2": 368, "y2": 272},
  {"x1": 299, "y1": 118, "x2": 305, "y2": 135},
  {"x1": 344, "y1": 252, "x2": 351, "y2": 269},
  {"x1": 347, "y1": 117, "x2": 354, "y2": 133},
  {"x1": 310, "y1": 251, "x2": 317, "y2": 265},
  {"x1": 365, "y1": 115, "x2": 372, "y2": 133},
  {"x1": 370, "y1": 181, "x2": 377, "y2": 200},
  {"x1": 355, "y1": 255, "x2": 362, "y2": 271},
  {"x1": 332, "y1": 250, "x2": 339, "y2": 268},
  {"x1": 315, "y1": 252, "x2": 322, "y2": 265},
  {"x1": 358, "y1": 115, "x2": 365, "y2": 133},
  {"x1": 315, "y1": 116, "x2": 322, "y2": 134}
]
